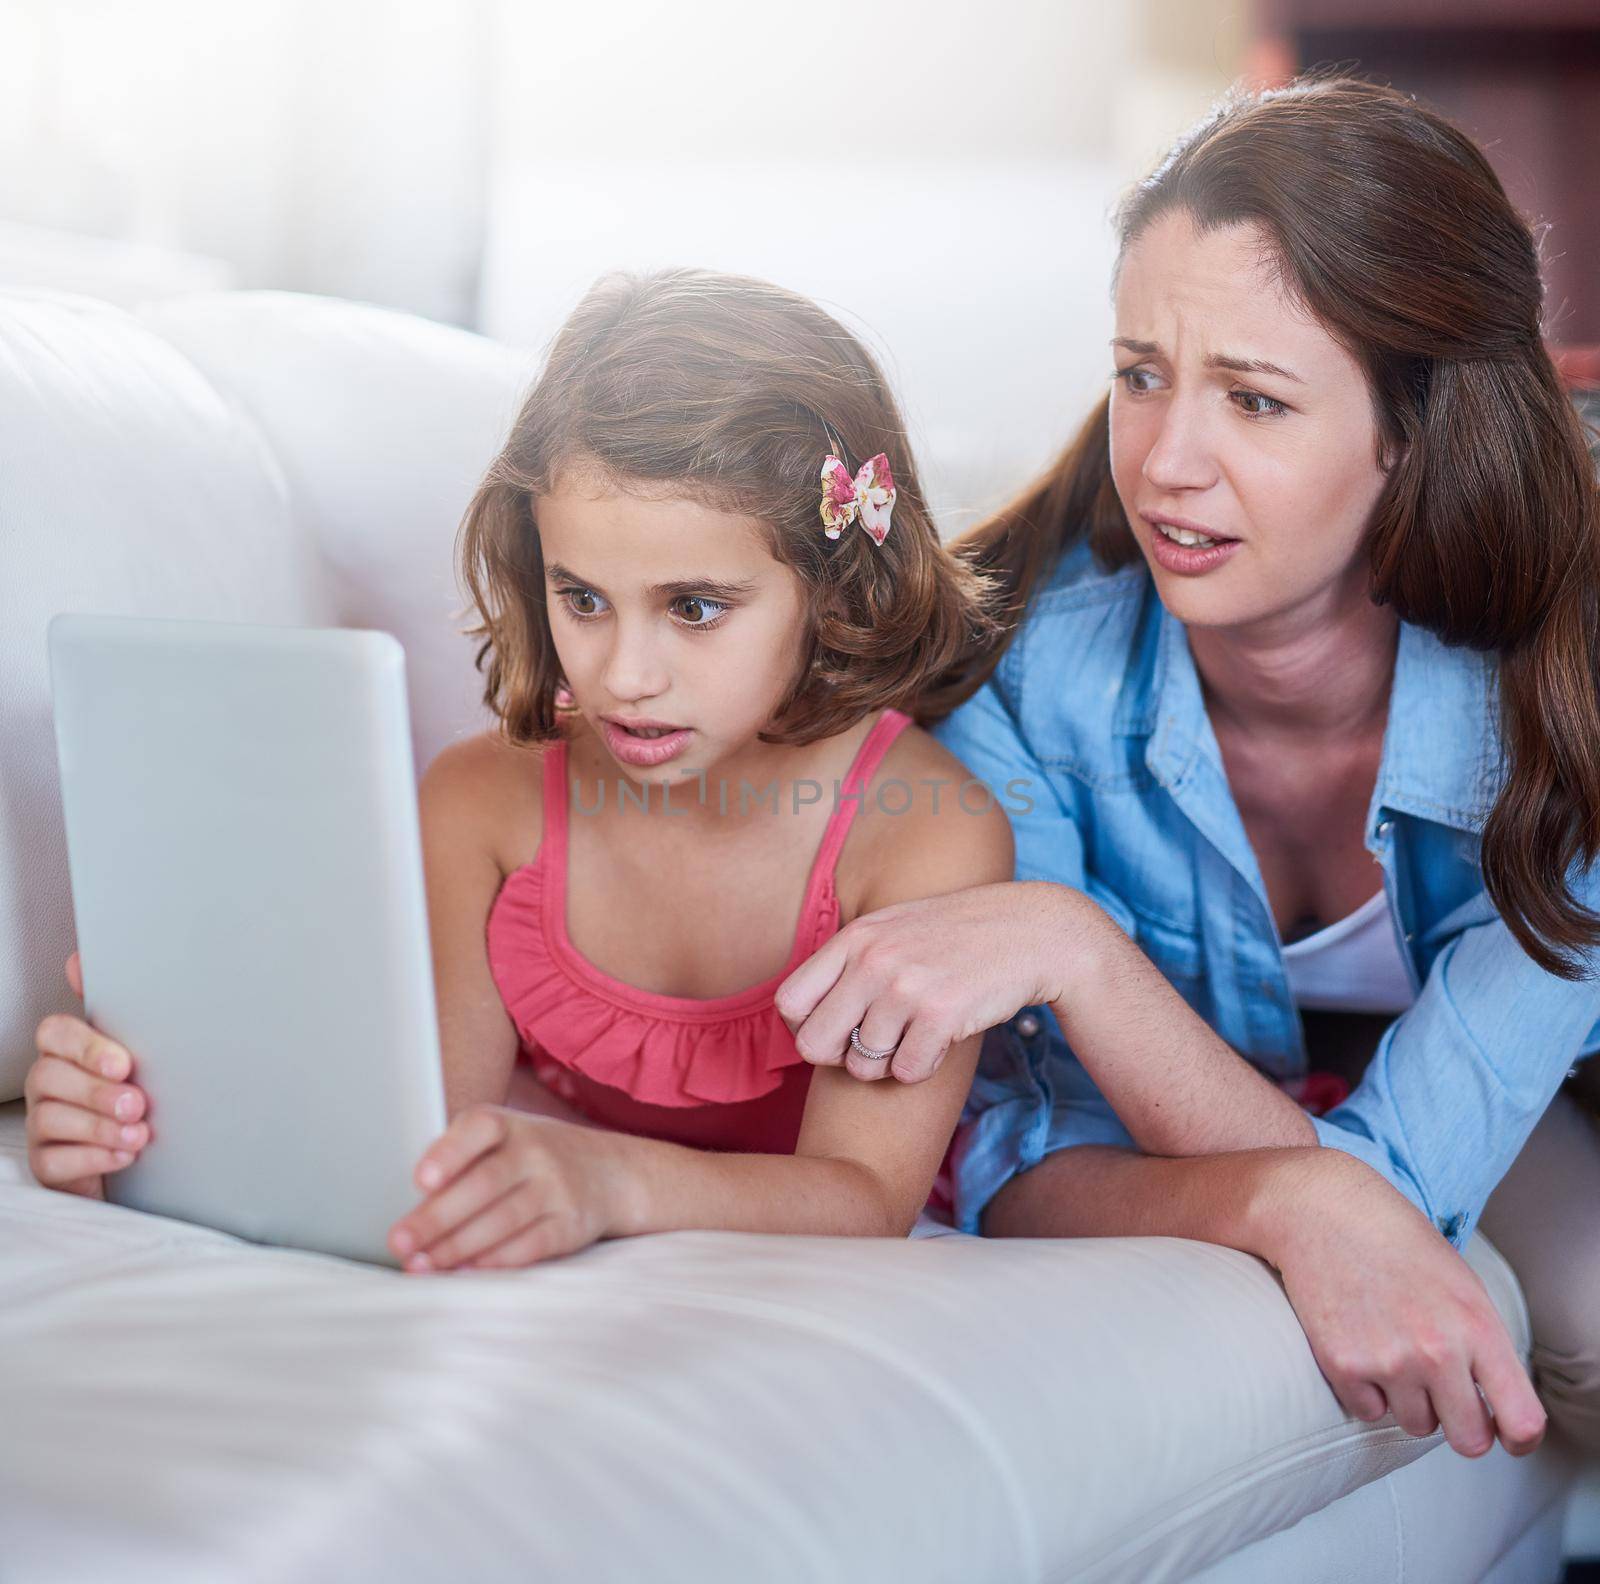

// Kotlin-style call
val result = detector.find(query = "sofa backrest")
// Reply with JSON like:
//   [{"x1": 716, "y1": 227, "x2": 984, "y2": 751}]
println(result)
[
  {"x1": 1, "y1": 289, "x2": 532, "y2": 1098},
  {"x1": 136, "y1": 291, "x2": 533, "y2": 769}
]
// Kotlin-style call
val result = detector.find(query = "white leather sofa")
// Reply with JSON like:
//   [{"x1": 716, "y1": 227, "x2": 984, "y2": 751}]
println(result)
[{"x1": 1, "y1": 286, "x2": 1594, "y2": 1581}]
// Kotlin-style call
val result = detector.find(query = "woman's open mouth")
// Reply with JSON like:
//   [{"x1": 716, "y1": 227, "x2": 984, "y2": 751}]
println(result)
[{"x1": 1145, "y1": 517, "x2": 1242, "y2": 576}]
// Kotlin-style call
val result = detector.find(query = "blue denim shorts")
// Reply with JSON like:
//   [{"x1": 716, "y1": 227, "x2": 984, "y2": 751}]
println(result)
[{"x1": 950, "y1": 1008, "x2": 1136, "y2": 1235}]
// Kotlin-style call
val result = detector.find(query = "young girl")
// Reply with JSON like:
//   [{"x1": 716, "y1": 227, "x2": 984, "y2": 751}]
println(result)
[{"x1": 24, "y1": 267, "x2": 1014, "y2": 1274}]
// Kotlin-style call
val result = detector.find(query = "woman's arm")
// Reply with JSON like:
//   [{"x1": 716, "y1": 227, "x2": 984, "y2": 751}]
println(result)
[
  {"x1": 775, "y1": 741, "x2": 1318, "y2": 1156},
  {"x1": 903, "y1": 674, "x2": 1313, "y2": 1152},
  {"x1": 777, "y1": 877, "x2": 1314, "y2": 1156},
  {"x1": 1040, "y1": 882, "x2": 1316, "y2": 1153},
  {"x1": 982, "y1": 1140, "x2": 1548, "y2": 1460},
  {"x1": 984, "y1": 1139, "x2": 1297, "y2": 1243}
]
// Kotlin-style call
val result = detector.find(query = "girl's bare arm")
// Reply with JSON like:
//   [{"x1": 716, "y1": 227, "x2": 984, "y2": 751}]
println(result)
[{"x1": 418, "y1": 736, "x2": 590, "y2": 1125}]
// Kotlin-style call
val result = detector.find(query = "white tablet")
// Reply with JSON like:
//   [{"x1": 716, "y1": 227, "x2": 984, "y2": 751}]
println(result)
[{"x1": 47, "y1": 612, "x2": 449, "y2": 1268}]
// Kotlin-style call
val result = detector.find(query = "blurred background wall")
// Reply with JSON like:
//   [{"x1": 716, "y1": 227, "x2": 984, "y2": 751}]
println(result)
[{"x1": 0, "y1": 0, "x2": 1593, "y2": 530}]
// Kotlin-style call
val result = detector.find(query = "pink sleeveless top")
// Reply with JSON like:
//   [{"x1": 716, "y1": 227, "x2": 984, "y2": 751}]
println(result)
[{"x1": 484, "y1": 708, "x2": 915, "y2": 1156}]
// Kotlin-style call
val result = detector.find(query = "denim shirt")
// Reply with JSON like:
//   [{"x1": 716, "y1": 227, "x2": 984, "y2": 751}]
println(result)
[{"x1": 930, "y1": 542, "x2": 1600, "y2": 1244}]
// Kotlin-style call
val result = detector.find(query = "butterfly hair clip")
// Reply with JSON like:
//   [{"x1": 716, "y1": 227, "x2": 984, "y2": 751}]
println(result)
[{"x1": 819, "y1": 452, "x2": 897, "y2": 546}]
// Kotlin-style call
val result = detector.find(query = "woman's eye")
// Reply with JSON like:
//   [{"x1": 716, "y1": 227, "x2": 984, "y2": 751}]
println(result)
[
  {"x1": 556, "y1": 586, "x2": 607, "y2": 619},
  {"x1": 1230, "y1": 388, "x2": 1288, "y2": 418},
  {"x1": 672, "y1": 595, "x2": 730, "y2": 629},
  {"x1": 1114, "y1": 365, "x2": 1160, "y2": 395}
]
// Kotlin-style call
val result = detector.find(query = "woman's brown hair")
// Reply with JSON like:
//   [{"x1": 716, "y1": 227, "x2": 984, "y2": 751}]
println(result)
[
  {"x1": 457, "y1": 267, "x2": 1005, "y2": 751},
  {"x1": 924, "y1": 75, "x2": 1600, "y2": 978}
]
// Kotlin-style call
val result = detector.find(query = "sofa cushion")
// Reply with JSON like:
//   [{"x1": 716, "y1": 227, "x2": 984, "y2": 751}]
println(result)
[{"x1": 0, "y1": 1092, "x2": 1566, "y2": 1583}]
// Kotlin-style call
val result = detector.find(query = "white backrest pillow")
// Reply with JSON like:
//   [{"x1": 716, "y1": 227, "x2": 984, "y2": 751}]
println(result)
[{"x1": 1, "y1": 288, "x2": 529, "y2": 1100}]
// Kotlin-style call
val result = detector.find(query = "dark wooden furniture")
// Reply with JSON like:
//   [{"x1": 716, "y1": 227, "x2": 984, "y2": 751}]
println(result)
[{"x1": 1250, "y1": 0, "x2": 1599, "y2": 382}]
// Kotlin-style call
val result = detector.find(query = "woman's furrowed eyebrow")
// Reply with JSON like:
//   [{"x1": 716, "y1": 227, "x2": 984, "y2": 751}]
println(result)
[
  {"x1": 1111, "y1": 336, "x2": 1305, "y2": 384},
  {"x1": 544, "y1": 561, "x2": 760, "y2": 601},
  {"x1": 1207, "y1": 353, "x2": 1306, "y2": 384}
]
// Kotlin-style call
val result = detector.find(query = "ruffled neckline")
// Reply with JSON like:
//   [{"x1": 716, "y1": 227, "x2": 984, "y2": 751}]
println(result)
[
  {"x1": 492, "y1": 855, "x2": 834, "y2": 1023},
  {"x1": 485, "y1": 861, "x2": 827, "y2": 1107}
]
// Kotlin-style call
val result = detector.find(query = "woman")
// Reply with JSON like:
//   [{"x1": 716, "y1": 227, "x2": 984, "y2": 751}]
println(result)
[{"x1": 775, "y1": 76, "x2": 1600, "y2": 1462}]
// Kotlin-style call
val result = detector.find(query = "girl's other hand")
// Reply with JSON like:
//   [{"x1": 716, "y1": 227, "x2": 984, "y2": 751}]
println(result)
[
  {"x1": 1265, "y1": 1151, "x2": 1548, "y2": 1460},
  {"x1": 388, "y1": 1105, "x2": 634, "y2": 1274},
  {"x1": 24, "y1": 951, "x2": 150, "y2": 1199}
]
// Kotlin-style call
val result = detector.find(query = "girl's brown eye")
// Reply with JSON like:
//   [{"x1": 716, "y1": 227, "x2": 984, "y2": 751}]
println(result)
[{"x1": 673, "y1": 596, "x2": 729, "y2": 627}]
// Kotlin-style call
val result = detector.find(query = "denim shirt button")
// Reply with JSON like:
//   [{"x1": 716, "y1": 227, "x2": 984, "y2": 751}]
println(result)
[
  {"x1": 1015, "y1": 1012, "x2": 1042, "y2": 1039},
  {"x1": 1376, "y1": 818, "x2": 1394, "y2": 840}
]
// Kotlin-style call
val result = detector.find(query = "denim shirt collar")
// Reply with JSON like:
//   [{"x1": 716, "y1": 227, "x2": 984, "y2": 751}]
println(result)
[
  {"x1": 1139, "y1": 588, "x2": 1501, "y2": 865},
  {"x1": 1371, "y1": 620, "x2": 1501, "y2": 835}
]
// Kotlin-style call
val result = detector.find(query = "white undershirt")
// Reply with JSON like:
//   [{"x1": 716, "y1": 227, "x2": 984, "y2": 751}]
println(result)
[{"x1": 1281, "y1": 888, "x2": 1417, "y2": 1015}]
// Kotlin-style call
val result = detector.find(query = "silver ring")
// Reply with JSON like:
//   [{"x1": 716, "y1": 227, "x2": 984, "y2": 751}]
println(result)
[{"x1": 849, "y1": 1025, "x2": 898, "y2": 1062}]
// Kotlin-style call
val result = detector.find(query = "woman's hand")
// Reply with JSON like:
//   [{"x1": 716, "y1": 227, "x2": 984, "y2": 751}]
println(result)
[
  {"x1": 24, "y1": 951, "x2": 150, "y2": 1199},
  {"x1": 988, "y1": 1142, "x2": 1547, "y2": 1459},
  {"x1": 775, "y1": 880, "x2": 1073, "y2": 1085},
  {"x1": 388, "y1": 1104, "x2": 637, "y2": 1273},
  {"x1": 1261, "y1": 1150, "x2": 1548, "y2": 1459}
]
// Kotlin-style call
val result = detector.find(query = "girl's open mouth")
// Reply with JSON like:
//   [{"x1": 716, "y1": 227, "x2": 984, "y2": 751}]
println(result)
[{"x1": 599, "y1": 718, "x2": 693, "y2": 767}]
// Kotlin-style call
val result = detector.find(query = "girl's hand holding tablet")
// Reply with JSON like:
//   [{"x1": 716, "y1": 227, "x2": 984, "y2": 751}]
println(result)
[
  {"x1": 24, "y1": 950, "x2": 150, "y2": 1199},
  {"x1": 388, "y1": 1105, "x2": 632, "y2": 1273}
]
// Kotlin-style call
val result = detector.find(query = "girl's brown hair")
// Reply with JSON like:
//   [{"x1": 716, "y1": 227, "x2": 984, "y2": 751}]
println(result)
[
  {"x1": 457, "y1": 267, "x2": 1004, "y2": 750},
  {"x1": 924, "y1": 75, "x2": 1600, "y2": 978}
]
